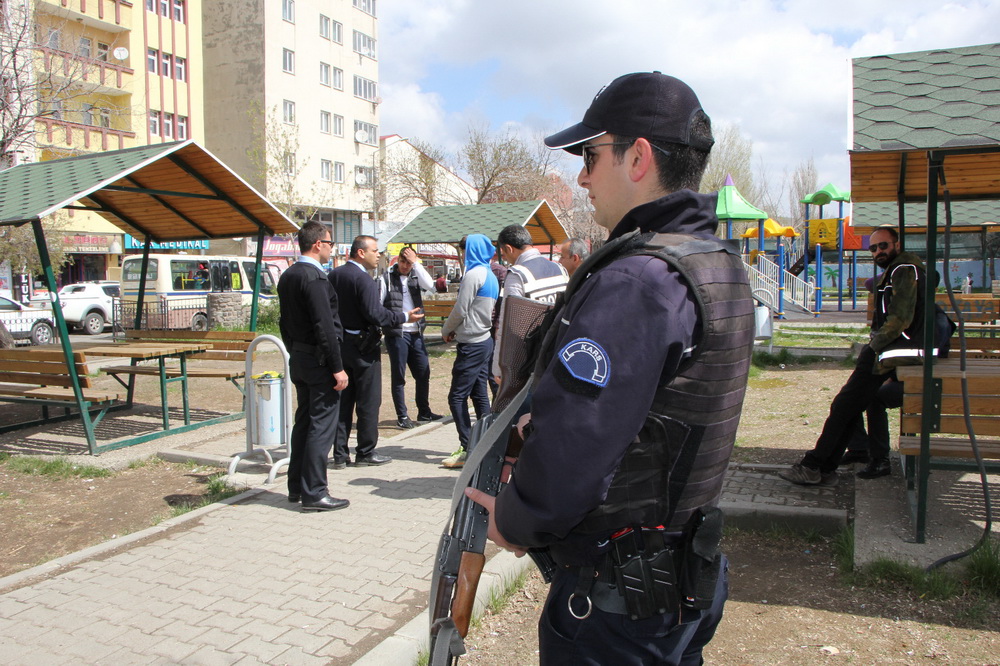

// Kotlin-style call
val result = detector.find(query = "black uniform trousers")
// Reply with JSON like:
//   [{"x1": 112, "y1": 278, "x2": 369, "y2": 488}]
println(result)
[
  {"x1": 538, "y1": 556, "x2": 728, "y2": 665},
  {"x1": 802, "y1": 345, "x2": 896, "y2": 474},
  {"x1": 288, "y1": 350, "x2": 341, "y2": 502},
  {"x1": 333, "y1": 335, "x2": 382, "y2": 463}
]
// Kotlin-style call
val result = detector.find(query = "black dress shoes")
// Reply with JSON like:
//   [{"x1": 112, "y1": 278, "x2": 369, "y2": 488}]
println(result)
[
  {"x1": 417, "y1": 412, "x2": 443, "y2": 423},
  {"x1": 857, "y1": 458, "x2": 891, "y2": 479},
  {"x1": 840, "y1": 450, "x2": 869, "y2": 465},
  {"x1": 396, "y1": 416, "x2": 416, "y2": 429},
  {"x1": 301, "y1": 496, "x2": 350, "y2": 512},
  {"x1": 353, "y1": 453, "x2": 392, "y2": 466},
  {"x1": 331, "y1": 459, "x2": 349, "y2": 470},
  {"x1": 288, "y1": 493, "x2": 301, "y2": 503}
]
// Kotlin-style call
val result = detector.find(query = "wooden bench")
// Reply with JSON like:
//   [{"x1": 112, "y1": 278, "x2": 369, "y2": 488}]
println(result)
[
  {"x1": 895, "y1": 359, "x2": 1000, "y2": 540},
  {"x1": 422, "y1": 299, "x2": 456, "y2": 328},
  {"x1": 0, "y1": 348, "x2": 122, "y2": 447}
]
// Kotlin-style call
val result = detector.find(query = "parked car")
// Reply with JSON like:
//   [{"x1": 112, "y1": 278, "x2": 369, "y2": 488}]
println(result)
[
  {"x1": 57, "y1": 281, "x2": 120, "y2": 335},
  {"x1": 0, "y1": 295, "x2": 56, "y2": 345}
]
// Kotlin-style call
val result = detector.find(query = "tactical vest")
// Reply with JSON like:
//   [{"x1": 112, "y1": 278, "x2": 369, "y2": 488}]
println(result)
[
  {"x1": 508, "y1": 254, "x2": 568, "y2": 306},
  {"x1": 381, "y1": 268, "x2": 425, "y2": 337},
  {"x1": 871, "y1": 253, "x2": 927, "y2": 364},
  {"x1": 534, "y1": 230, "x2": 755, "y2": 560}
]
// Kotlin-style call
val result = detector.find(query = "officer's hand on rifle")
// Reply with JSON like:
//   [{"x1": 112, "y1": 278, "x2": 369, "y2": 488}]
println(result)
[
  {"x1": 464, "y1": 488, "x2": 527, "y2": 557},
  {"x1": 332, "y1": 370, "x2": 348, "y2": 391}
]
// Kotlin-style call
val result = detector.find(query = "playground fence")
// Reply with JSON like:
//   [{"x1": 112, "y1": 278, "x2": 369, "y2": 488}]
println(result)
[{"x1": 745, "y1": 254, "x2": 816, "y2": 315}]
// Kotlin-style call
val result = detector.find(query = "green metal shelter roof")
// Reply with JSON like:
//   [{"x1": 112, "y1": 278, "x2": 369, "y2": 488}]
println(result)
[
  {"x1": 853, "y1": 42, "x2": 1000, "y2": 152},
  {"x1": 0, "y1": 140, "x2": 298, "y2": 240},
  {"x1": 388, "y1": 200, "x2": 568, "y2": 246},
  {"x1": 851, "y1": 200, "x2": 1000, "y2": 232}
]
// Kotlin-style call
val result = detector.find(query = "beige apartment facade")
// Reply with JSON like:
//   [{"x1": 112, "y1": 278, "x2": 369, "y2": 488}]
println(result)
[{"x1": 202, "y1": 0, "x2": 380, "y2": 257}]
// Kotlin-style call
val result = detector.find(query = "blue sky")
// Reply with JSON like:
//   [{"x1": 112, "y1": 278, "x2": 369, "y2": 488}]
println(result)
[{"x1": 378, "y1": 1, "x2": 1000, "y2": 216}]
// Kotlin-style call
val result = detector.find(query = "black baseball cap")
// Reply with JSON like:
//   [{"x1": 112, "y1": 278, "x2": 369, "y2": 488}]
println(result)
[{"x1": 544, "y1": 71, "x2": 713, "y2": 155}]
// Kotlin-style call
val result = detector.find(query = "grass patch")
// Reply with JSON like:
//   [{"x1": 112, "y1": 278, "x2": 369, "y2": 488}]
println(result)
[
  {"x1": 126, "y1": 456, "x2": 165, "y2": 470},
  {"x1": 832, "y1": 528, "x2": 855, "y2": 573},
  {"x1": 167, "y1": 473, "x2": 243, "y2": 518},
  {"x1": 0, "y1": 452, "x2": 10, "y2": 464},
  {"x1": 854, "y1": 559, "x2": 962, "y2": 599},
  {"x1": 965, "y1": 538, "x2": 1000, "y2": 598},
  {"x1": 3, "y1": 456, "x2": 112, "y2": 479},
  {"x1": 752, "y1": 348, "x2": 836, "y2": 367}
]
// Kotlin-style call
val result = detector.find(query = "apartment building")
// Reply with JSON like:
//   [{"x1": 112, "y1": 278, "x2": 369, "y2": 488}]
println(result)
[
  {"x1": 0, "y1": 0, "x2": 204, "y2": 289},
  {"x1": 202, "y1": 0, "x2": 380, "y2": 249}
]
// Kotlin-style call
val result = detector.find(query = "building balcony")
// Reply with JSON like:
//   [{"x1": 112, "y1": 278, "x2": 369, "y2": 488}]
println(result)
[
  {"x1": 37, "y1": 117, "x2": 136, "y2": 152},
  {"x1": 37, "y1": 0, "x2": 133, "y2": 31},
  {"x1": 38, "y1": 47, "x2": 135, "y2": 93}
]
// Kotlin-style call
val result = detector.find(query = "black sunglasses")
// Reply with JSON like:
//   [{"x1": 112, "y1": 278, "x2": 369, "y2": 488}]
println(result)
[
  {"x1": 868, "y1": 241, "x2": 891, "y2": 253},
  {"x1": 582, "y1": 141, "x2": 633, "y2": 174},
  {"x1": 317, "y1": 239, "x2": 334, "y2": 246}
]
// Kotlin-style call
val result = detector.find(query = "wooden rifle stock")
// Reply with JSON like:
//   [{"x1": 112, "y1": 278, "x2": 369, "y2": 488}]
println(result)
[{"x1": 451, "y1": 551, "x2": 486, "y2": 636}]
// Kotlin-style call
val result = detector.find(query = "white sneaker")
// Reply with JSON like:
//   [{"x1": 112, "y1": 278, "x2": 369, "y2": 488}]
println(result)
[{"x1": 442, "y1": 449, "x2": 467, "y2": 469}]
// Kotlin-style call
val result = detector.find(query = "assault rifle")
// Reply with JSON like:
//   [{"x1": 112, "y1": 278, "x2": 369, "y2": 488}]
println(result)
[{"x1": 428, "y1": 297, "x2": 556, "y2": 666}]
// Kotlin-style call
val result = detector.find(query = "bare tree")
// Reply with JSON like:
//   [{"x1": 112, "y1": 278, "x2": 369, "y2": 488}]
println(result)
[
  {"x1": 245, "y1": 103, "x2": 330, "y2": 222},
  {"x1": 787, "y1": 157, "x2": 819, "y2": 231},
  {"x1": 1, "y1": 0, "x2": 133, "y2": 167},
  {"x1": 701, "y1": 123, "x2": 760, "y2": 203},
  {"x1": 376, "y1": 137, "x2": 471, "y2": 221},
  {"x1": 458, "y1": 124, "x2": 552, "y2": 204}
]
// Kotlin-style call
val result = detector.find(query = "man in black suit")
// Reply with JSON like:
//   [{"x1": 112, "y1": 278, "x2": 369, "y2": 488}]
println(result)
[
  {"x1": 277, "y1": 221, "x2": 350, "y2": 512},
  {"x1": 328, "y1": 235, "x2": 423, "y2": 467}
]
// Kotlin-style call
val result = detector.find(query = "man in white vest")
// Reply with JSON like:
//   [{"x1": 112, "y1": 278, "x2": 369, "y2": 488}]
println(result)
[{"x1": 492, "y1": 224, "x2": 568, "y2": 382}]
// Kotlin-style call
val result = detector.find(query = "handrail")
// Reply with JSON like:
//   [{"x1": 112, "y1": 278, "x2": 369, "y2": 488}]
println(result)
[{"x1": 743, "y1": 254, "x2": 816, "y2": 315}]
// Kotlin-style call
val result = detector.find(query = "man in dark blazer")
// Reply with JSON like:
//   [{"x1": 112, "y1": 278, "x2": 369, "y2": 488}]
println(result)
[
  {"x1": 328, "y1": 235, "x2": 423, "y2": 467},
  {"x1": 277, "y1": 221, "x2": 349, "y2": 512}
]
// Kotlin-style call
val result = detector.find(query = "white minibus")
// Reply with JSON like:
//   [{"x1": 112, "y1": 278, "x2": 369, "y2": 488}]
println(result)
[{"x1": 120, "y1": 254, "x2": 277, "y2": 330}]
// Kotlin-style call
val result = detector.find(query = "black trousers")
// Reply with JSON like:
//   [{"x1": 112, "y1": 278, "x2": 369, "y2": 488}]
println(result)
[
  {"x1": 288, "y1": 351, "x2": 340, "y2": 502},
  {"x1": 802, "y1": 345, "x2": 896, "y2": 473},
  {"x1": 538, "y1": 556, "x2": 728, "y2": 665},
  {"x1": 384, "y1": 332, "x2": 431, "y2": 419},
  {"x1": 448, "y1": 339, "x2": 493, "y2": 450},
  {"x1": 333, "y1": 337, "x2": 382, "y2": 462}
]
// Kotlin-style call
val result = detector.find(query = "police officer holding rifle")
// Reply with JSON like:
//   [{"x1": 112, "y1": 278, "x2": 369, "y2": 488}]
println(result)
[{"x1": 465, "y1": 72, "x2": 755, "y2": 664}]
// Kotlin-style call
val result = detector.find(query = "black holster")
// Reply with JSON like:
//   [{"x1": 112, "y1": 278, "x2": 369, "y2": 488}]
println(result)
[
  {"x1": 679, "y1": 507, "x2": 724, "y2": 610},
  {"x1": 356, "y1": 324, "x2": 383, "y2": 355},
  {"x1": 608, "y1": 527, "x2": 680, "y2": 620}
]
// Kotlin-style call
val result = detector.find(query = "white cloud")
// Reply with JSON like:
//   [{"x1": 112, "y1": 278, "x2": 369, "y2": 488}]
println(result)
[{"x1": 379, "y1": 1, "x2": 1000, "y2": 214}]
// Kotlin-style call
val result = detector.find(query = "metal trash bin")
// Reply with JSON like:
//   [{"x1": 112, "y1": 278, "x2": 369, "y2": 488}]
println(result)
[
  {"x1": 250, "y1": 371, "x2": 284, "y2": 447},
  {"x1": 754, "y1": 305, "x2": 773, "y2": 340}
]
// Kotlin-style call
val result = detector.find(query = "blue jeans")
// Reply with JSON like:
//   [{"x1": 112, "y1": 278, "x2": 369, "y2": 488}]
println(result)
[
  {"x1": 448, "y1": 339, "x2": 493, "y2": 449},
  {"x1": 384, "y1": 332, "x2": 431, "y2": 419}
]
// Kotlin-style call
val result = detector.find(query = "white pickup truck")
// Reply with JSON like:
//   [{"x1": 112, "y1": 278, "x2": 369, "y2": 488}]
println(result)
[{"x1": 57, "y1": 281, "x2": 120, "y2": 335}]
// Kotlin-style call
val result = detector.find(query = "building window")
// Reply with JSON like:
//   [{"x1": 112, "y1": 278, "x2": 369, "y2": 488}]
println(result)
[
  {"x1": 147, "y1": 48, "x2": 157, "y2": 73},
  {"x1": 332, "y1": 67, "x2": 343, "y2": 90},
  {"x1": 353, "y1": 75, "x2": 377, "y2": 102},
  {"x1": 354, "y1": 120, "x2": 377, "y2": 146},
  {"x1": 333, "y1": 114, "x2": 344, "y2": 137},
  {"x1": 281, "y1": 0, "x2": 294, "y2": 22},
  {"x1": 149, "y1": 111, "x2": 160, "y2": 136},
  {"x1": 282, "y1": 99, "x2": 295, "y2": 125},
  {"x1": 77, "y1": 37, "x2": 92, "y2": 58},
  {"x1": 320, "y1": 159, "x2": 332, "y2": 182},
  {"x1": 353, "y1": 0, "x2": 376, "y2": 17},
  {"x1": 319, "y1": 110, "x2": 331, "y2": 134},
  {"x1": 163, "y1": 112, "x2": 173, "y2": 138},
  {"x1": 355, "y1": 165, "x2": 374, "y2": 188},
  {"x1": 331, "y1": 20, "x2": 343, "y2": 43},
  {"x1": 353, "y1": 31, "x2": 376, "y2": 59},
  {"x1": 81, "y1": 104, "x2": 94, "y2": 126},
  {"x1": 334, "y1": 162, "x2": 345, "y2": 183},
  {"x1": 100, "y1": 108, "x2": 111, "y2": 128},
  {"x1": 49, "y1": 100, "x2": 63, "y2": 121},
  {"x1": 319, "y1": 14, "x2": 331, "y2": 39},
  {"x1": 45, "y1": 28, "x2": 60, "y2": 50},
  {"x1": 97, "y1": 42, "x2": 109, "y2": 62},
  {"x1": 159, "y1": 0, "x2": 169, "y2": 17},
  {"x1": 283, "y1": 151, "x2": 296, "y2": 176},
  {"x1": 282, "y1": 48, "x2": 294, "y2": 74},
  {"x1": 175, "y1": 57, "x2": 186, "y2": 81},
  {"x1": 173, "y1": 0, "x2": 185, "y2": 22},
  {"x1": 161, "y1": 52, "x2": 172, "y2": 78},
  {"x1": 146, "y1": 0, "x2": 155, "y2": 10},
  {"x1": 177, "y1": 115, "x2": 188, "y2": 139},
  {"x1": 319, "y1": 62, "x2": 331, "y2": 87}
]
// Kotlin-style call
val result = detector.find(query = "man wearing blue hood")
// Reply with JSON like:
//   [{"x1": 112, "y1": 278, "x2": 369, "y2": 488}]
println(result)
[
  {"x1": 465, "y1": 73, "x2": 755, "y2": 664},
  {"x1": 441, "y1": 233, "x2": 499, "y2": 468}
]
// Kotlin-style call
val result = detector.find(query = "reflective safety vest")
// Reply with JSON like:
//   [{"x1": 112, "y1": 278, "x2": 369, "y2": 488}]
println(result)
[{"x1": 508, "y1": 254, "x2": 568, "y2": 305}]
